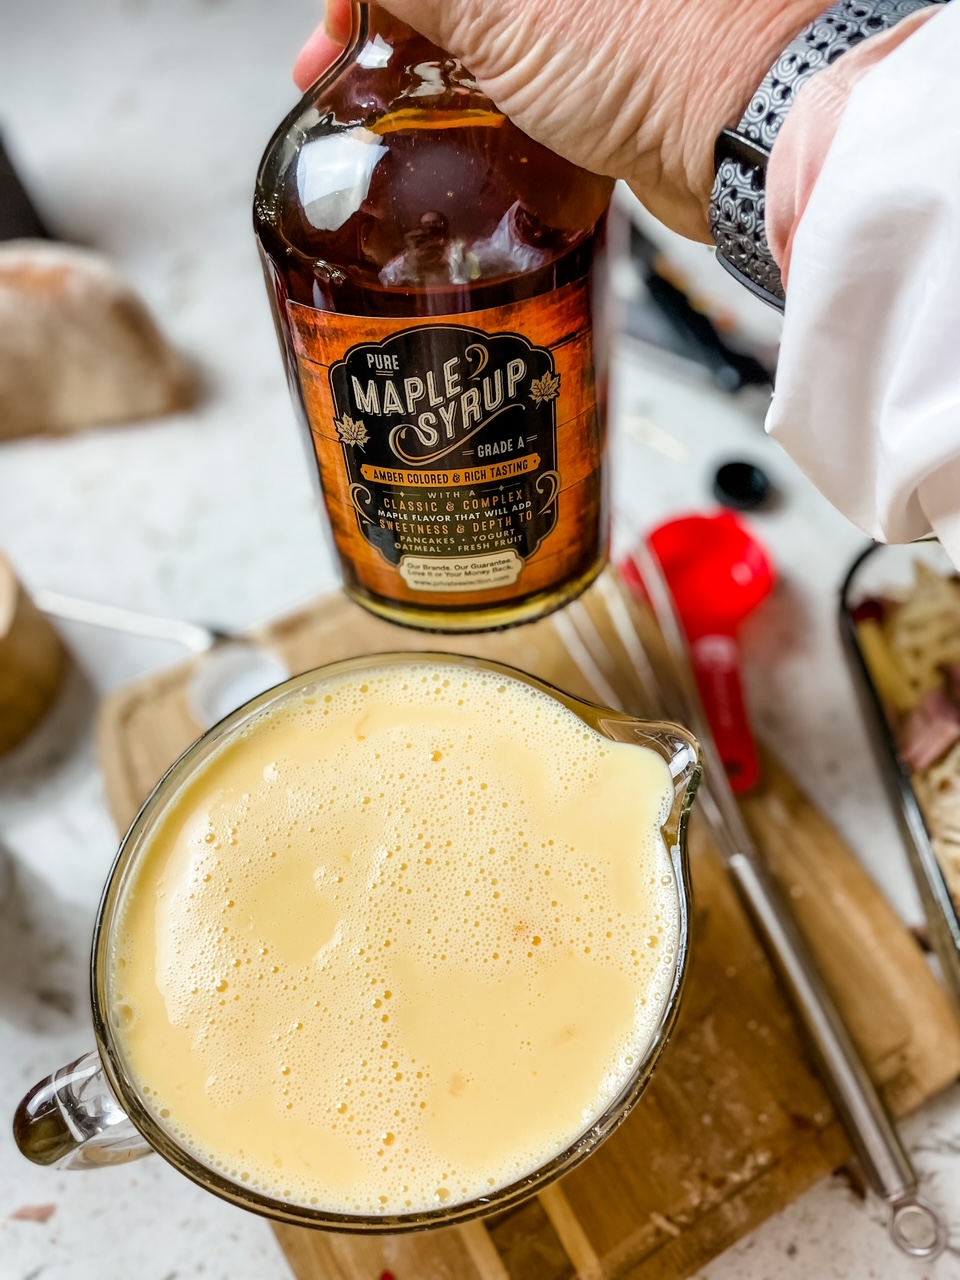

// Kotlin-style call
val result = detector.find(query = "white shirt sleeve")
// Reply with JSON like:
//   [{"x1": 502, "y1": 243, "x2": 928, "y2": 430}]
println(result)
[{"x1": 765, "y1": 0, "x2": 960, "y2": 565}]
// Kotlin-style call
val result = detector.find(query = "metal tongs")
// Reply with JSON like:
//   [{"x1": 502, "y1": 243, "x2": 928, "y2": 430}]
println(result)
[{"x1": 557, "y1": 560, "x2": 947, "y2": 1260}]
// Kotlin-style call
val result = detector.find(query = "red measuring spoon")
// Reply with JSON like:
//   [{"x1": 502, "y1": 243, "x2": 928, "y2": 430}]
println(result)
[{"x1": 623, "y1": 511, "x2": 775, "y2": 793}]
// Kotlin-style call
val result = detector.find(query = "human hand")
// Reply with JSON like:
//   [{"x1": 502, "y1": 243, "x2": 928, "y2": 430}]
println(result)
[{"x1": 294, "y1": 0, "x2": 826, "y2": 243}]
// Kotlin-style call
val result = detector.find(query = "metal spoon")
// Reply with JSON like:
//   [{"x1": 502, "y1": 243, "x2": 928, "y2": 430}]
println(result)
[
  {"x1": 33, "y1": 589, "x2": 229, "y2": 653},
  {"x1": 35, "y1": 589, "x2": 290, "y2": 729}
]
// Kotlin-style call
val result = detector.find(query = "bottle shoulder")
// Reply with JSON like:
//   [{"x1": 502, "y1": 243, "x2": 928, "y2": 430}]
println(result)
[{"x1": 254, "y1": 38, "x2": 611, "y2": 312}]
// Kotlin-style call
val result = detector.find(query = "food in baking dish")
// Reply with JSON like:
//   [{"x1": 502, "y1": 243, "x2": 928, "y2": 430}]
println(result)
[{"x1": 855, "y1": 563, "x2": 960, "y2": 900}]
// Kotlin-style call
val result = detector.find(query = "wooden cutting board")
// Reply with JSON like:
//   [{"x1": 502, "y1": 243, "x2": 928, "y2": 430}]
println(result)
[{"x1": 97, "y1": 569, "x2": 960, "y2": 1280}]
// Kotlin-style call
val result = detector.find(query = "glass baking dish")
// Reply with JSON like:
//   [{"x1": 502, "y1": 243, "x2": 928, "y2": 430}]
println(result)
[{"x1": 840, "y1": 539, "x2": 960, "y2": 1009}]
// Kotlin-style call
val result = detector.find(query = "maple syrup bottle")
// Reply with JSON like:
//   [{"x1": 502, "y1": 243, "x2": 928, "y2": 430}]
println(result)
[{"x1": 255, "y1": 3, "x2": 613, "y2": 631}]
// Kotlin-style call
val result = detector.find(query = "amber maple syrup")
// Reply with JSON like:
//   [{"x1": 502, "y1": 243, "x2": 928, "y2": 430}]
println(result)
[{"x1": 255, "y1": 5, "x2": 612, "y2": 631}]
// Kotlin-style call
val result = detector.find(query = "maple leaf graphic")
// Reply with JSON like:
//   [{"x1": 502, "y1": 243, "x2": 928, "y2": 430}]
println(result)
[
  {"x1": 336, "y1": 414, "x2": 369, "y2": 449},
  {"x1": 529, "y1": 371, "x2": 561, "y2": 405}
]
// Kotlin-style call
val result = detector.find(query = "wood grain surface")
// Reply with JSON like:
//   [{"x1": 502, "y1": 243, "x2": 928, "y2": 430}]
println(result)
[{"x1": 97, "y1": 569, "x2": 960, "y2": 1280}]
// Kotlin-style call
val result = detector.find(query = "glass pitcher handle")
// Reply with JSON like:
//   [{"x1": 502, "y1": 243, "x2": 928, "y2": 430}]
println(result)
[{"x1": 13, "y1": 1051, "x2": 153, "y2": 1169}]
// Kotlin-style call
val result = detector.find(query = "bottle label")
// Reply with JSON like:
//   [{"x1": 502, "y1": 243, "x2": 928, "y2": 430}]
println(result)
[{"x1": 285, "y1": 280, "x2": 602, "y2": 610}]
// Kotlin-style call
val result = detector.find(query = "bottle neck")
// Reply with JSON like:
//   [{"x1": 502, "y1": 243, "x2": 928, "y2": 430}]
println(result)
[{"x1": 355, "y1": 3, "x2": 424, "y2": 52}]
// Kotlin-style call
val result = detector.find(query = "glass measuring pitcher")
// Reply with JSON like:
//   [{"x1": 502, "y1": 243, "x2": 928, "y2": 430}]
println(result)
[{"x1": 14, "y1": 653, "x2": 699, "y2": 1233}]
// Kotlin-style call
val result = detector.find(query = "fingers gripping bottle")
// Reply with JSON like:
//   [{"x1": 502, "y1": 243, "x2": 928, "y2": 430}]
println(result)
[{"x1": 255, "y1": 3, "x2": 612, "y2": 631}]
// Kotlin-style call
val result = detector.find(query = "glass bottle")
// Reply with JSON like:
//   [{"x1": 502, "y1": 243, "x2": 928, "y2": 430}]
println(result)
[{"x1": 254, "y1": 3, "x2": 613, "y2": 631}]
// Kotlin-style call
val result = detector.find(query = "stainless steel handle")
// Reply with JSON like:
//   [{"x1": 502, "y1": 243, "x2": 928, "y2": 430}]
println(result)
[
  {"x1": 725, "y1": 840, "x2": 945, "y2": 1257},
  {"x1": 582, "y1": 565, "x2": 948, "y2": 1259},
  {"x1": 690, "y1": 679, "x2": 945, "y2": 1253}
]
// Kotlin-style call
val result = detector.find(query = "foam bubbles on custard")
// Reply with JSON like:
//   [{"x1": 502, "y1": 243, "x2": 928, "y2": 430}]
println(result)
[{"x1": 109, "y1": 662, "x2": 679, "y2": 1216}]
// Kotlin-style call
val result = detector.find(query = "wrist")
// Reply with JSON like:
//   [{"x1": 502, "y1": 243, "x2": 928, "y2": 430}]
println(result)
[
  {"x1": 765, "y1": 5, "x2": 938, "y2": 282},
  {"x1": 632, "y1": 0, "x2": 830, "y2": 240}
]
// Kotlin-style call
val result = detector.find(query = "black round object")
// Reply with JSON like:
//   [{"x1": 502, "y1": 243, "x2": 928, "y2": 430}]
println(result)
[{"x1": 713, "y1": 461, "x2": 772, "y2": 512}]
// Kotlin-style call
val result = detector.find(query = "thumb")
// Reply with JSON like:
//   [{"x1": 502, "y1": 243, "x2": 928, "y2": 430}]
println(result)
[
  {"x1": 325, "y1": 0, "x2": 354, "y2": 46},
  {"x1": 293, "y1": 0, "x2": 354, "y2": 91}
]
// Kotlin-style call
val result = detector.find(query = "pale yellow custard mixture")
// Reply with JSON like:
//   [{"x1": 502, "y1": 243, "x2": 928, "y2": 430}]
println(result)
[{"x1": 109, "y1": 662, "x2": 679, "y2": 1215}]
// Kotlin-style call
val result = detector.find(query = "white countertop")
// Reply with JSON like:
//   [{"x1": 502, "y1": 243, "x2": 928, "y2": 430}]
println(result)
[{"x1": 0, "y1": 2, "x2": 958, "y2": 1276}]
